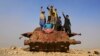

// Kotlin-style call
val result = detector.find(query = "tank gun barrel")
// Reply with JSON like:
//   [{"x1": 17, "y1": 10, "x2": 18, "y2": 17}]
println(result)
[{"x1": 68, "y1": 39, "x2": 81, "y2": 44}]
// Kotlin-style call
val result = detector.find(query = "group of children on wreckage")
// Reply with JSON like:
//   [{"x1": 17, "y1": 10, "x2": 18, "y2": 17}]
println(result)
[
  {"x1": 19, "y1": 5, "x2": 81, "y2": 39},
  {"x1": 40, "y1": 5, "x2": 71, "y2": 34}
]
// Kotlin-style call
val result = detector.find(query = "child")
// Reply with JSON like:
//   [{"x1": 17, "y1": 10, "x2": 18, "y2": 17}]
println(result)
[
  {"x1": 43, "y1": 21, "x2": 54, "y2": 34},
  {"x1": 40, "y1": 6, "x2": 46, "y2": 29}
]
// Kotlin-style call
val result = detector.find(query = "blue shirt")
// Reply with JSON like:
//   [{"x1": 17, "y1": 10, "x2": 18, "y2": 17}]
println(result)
[{"x1": 44, "y1": 23, "x2": 53, "y2": 29}]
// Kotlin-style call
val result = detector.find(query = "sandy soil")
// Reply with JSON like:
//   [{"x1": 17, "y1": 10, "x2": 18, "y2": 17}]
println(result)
[{"x1": 0, "y1": 46, "x2": 100, "y2": 56}]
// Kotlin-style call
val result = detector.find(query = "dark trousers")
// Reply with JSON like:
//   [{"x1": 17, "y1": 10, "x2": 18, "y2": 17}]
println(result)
[
  {"x1": 48, "y1": 16, "x2": 51, "y2": 22},
  {"x1": 57, "y1": 26, "x2": 62, "y2": 31},
  {"x1": 64, "y1": 26, "x2": 71, "y2": 34},
  {"x1": 55, "y1": 25, "x2": 63, "y2": 31}
]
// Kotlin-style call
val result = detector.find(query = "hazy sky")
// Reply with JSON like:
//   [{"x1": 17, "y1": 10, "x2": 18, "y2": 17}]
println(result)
[{"x1": 0, "y1": 0, "x2": 100, "y2": 49}]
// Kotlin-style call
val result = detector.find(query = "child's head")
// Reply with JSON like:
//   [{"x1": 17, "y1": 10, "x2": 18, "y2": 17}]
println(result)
[
  {"x1": 50, "y1": 5, "x2": 53, "y2": 9},
  {"x1": 58, "y1": 16, "x2": 61, "y2": 19},
  {"x1": 66, "y1": 15, "x2": 69, "y2": 17},
  {"x1": 42, "y1": 11, "x2": 45, "y2": 14}
]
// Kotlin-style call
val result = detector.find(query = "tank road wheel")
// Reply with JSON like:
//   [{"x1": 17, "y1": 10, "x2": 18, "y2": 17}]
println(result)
[
  {"x1": 41, "y1": 42, "x2": 45, "y2": 51},
  {"x1": 29, "y1": 46, "x2": 33, "y2": 51},
  {"x1": 64, "y1": 42, "x2": 70, "y2": 52},
  {"x1": 29, "y1": 42, "x2": 40, "y2": 52},
  {"x1": 29, "y1": 42, "x2": 35, "y2": 51},
  {"x1": 56, "y1": 42, "x2": 70, "y2": 52},
  {"x1": 43, "y1": 42, "x2": 48, "y2": 52},
  {"x1": 39, "y1": 42, "x2": 44, "y2": 51},
  {"x1": 60, "y1": 42, "x2": 66, "y2": 52},
  {"x1": 43, "y1": 42, "x2": 55, "y2": 52},
  {"x1": 56, "y1": 42, "x2": 61, "y2": 52},
  {"x1": 34, "y1": 42, "x2": 42, "y2": 52},
  {"x1": 48, "y1": 42, "x2": 55, "y2": 52},
  {"x1": 46, "y1": 43, "x2": 49, "y2": 52},
  {"x1": 52, "y1": 42, "x2": 55, "y2": 52},
  {"x1": 30, "y1": 46, "x2": 35, "y2": 51}
]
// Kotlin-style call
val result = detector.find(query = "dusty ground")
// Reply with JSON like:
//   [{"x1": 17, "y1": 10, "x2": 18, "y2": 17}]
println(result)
[{"x1": 0, "y1": 46, "x2": 100, "y2": 56}]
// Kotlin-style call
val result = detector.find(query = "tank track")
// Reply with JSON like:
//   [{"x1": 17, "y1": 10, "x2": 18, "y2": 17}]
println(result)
[{"x1": 29, "y1": 42, "x2": 70, "y2": 52}]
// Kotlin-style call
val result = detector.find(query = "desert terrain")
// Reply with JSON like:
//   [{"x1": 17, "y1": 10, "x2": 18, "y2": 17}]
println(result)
[{"x1": 0, "y1": 46, "x2": 100, "y2": 56}]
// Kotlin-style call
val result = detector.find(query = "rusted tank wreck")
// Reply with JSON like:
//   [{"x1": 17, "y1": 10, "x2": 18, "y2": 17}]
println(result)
[{"x1": 21, "y1": 27, "x2": 81, "y2": 52}]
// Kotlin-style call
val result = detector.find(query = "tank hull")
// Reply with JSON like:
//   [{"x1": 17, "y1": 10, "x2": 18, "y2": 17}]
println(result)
[
  {"x1": 22, "y1": 27, "x2": 81, "y2": 52},
  {"x1": 29, "y1": 42, "x2": 70, "y2": 52}
]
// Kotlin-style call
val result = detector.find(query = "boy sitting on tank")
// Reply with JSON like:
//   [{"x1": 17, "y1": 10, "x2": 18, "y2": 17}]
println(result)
[{"x1": 42, "y1": 21, "x2": 54, "y2": 34}]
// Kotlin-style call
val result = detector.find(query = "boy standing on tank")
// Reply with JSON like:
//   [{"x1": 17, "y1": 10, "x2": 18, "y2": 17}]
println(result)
[
  {"x1": 40, "y1": 6, "x2": 46, "y2": 29},
  {"x1": 47, "y1": 5, "x2": 57, "y2": 29},
  {"x1": 62, "y1": 12, "x2": 71, "y2": 34}
]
